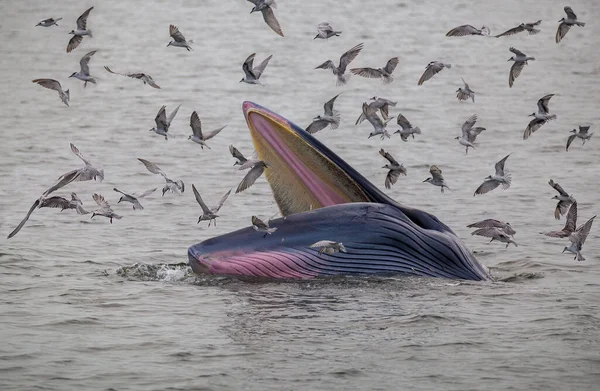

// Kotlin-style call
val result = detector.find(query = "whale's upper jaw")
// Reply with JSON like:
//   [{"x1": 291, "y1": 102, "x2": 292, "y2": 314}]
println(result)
[{"x1": 242, "y1": 101, "x2": 390, "y2": 217}]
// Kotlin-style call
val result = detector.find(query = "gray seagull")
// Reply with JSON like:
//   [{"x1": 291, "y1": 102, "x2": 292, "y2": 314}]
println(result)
[
  {"x1": 563, "y1": 215, "x2": 595, "y2": 261},
  {"x1": 363, "y1": 103, "x2": 392, "y2": 140},
  {"x1": 67, "y1": 6, "x2": 93, "y2": 53},
  {"x1": 138, "y1": 158, "x2": 185, "y2": 196},
  {"x1": 423, "y1": 165, "x2": 449, "y2": 193},
  {"x1": 524, "y1": 94, "x2": 556, "y2": 139},
  {"x1": 236, "y1": 161, "x2": 268, "y2": 194},
  {"x1": 456, "y1": 114, "x2": 485, "y2": 153},
  {"x1": 542, "y1": 201, "x2": 578, "y2": 238},
  {"x1": 252, "y1": 215, "x2": 277, "y2": 238},
  {"x1": 104, "y1": 66, "x2": 161, "y2": 88},
  {"x1": 566, "y1": 125, "x2": 593, "y2": 151},
  {"x1": 496, "y1": 20, "x2": 542, "y2": 37},
  {"x1": 456, "y1": 77, "x2": 475, "y2": 102},
  {"x1": 240, "y1": 53, "x2": 273, "y2": 85},
  {"x1": 507, "y1": 47, "x2": 535, "y2": 88},
  {"x1": 549, "y1": 179, "x2": 575, "y2": 219},
  {"x1": 58, "y1": 143, "x2": 104, "y2": 183},
  {"x1": 351, "y1": 57, "x2": 399, "y2": 84},
  {"x1": 394, "y1": 113, "x2": 421, "y2": 141},
  {"x1": 90, "y1": 193, "x2": 122, "y2": 223},
  {"x1": 474, "y1": 154, "x2": 512, "y2": 196},
  {"x1": 188, "y1": 111, "x2": 226, "y2": 149},
  {"x1": 167, "y1": 25, "x2": 193, "y2": 51},
  {"x1": 379, "y1": 149, "x2": 406, "y2": 189},
  {"x1": 306, "y1": 94, "x2": 341, "y2": 134},
  {"x1": 229, "y1": 145, "x2": 259, "y2": 168},
  {"x1": 315, "y1": 43, "x2": 364, "y2": 86},
  {"x1": 32, "y1": 79, "x2": 69, "y2": 106},
  {"x1": 355, "y1": 97, "x2": 396, "y2": 124},
  {"x1": 446, "y1": 24, "x2": 490, "y2": 37},
  {"x1": 556, "y1": 6, "x2": 585, "y2": 43},
  {"x1": 69, "y1": 50, "x2": 96, "y2": 87},
  {"x1": 113, "y1": 187, "x2": 157, "y2": 210},
  {"x1": 471, "y1": 227, "x2": 518, "y2": 248},
  {"x1": 467, "y1": 219, "x2": 516, "y2": 237},
  {"x1": 37, "y1": 17, "x2": 62, "y2": 27},
  {"x1": 192, "y1": 185, "x2": 231, "y2": 227},
  {"x1": 150, "y1": 104, "x2": 181, "y2": 140},
  {"x1": 310, "y1": 240, "x2": 347, "y2": 255},
  {"x1": 314, "y1": 22, "x2": 341, "y2": 39},
  {"x1": 247, "y1": 0, "x2": 283, "y2": 37},
  {"x1": 418, "y1": 61, "x2": 451, "y2": 85}
]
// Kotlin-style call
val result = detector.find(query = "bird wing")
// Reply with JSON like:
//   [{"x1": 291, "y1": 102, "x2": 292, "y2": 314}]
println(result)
[
  {"x1": 471, "y1": 227, "x2": 502, "y2": 238},
  {"x1": 203, "y1": 126, "x2": 226, "y2": 141},
  {"x1": 563, "y1": 202, "x2": 578, "y2": 232},
  {"x1": 212, "y1": 189, "x2": 231, "y2": 213},
  {"x1": 531, "y1": 20, "x2": 542, "y2": 26},
  {"x1": 113, "y1": 187, "x2": 131, "y2": 198},
  {"x1": 494, "y1": 154, "x2": 511, "y2": 176},
  {"x1": 169, "y1": 24, "x2": 187, "y2": 42},
  {"x1": 138, "y1": 158, "x2": 166, "y2": 178},
  {"x1": 315, "y1": 60, "x2": 336, "y2": 73},
  {"x1": 461, "y1": 77, "x2": 470, "y2": 90},
  {"x1": 40, "y1": 196, "x2": 72, "y2": 209},
  {"x1": 564, "y1": 6, "x2": 578, "y2": 20},
  {"x1": 509, "y1": 47, "x2": 526, "y2": 56},
  {"x1": 306, "y1": 119, "x2": 330, "y2": 134},
  {"x1": 260, "y1": 7, "x2": 284, "y2": 37},
  {"x1": 167, "y1": 104, "x2": 181, "y2": 126},
  {"x1": 103, "y1": 66, "x2": 127, "y2": 77},
  {"x1": 192, "y1": 184, "x2": 211, "y2": 214},
  {"x1": 154, "y1": 105, "x2": 167, "y2": 128},
  {"x1": 495, "y1": 25, "x2": 525, "y2": 37},
  {"x1": 76, "y1": 6, "x2": 93, "y2": 30},
  {"x1": 549, "y1": 179, "x2": 569, "y2": 197},
  {"x1": 7, "y1": 199, "x2": 40, "y2": 239},
  {"x1": 418, "y1": 62, "x2": 443, "y2": 85},
  {"x1": 247, "y1": 0, "x2": 260, "y2": 4},
  {"x1": 236, "y1": 163, "x2": 266, "y2": 193},
  {"x1": 396, "y1": 114, "x2": 412, "y2": 130},
  {"x1": 66, "y1": 35, "x2": 83, "y2": 53},
  {"x1": 253, "y1": 54, "x2": 273, "y2": 79},
  {"x1": 79, "y1": 50, "x2": 96, "y2": 75},
  {"x1": 385, "y1": 170, "x2": 402, "y2": 189},
  {"x1": 323, "y1": 93, "x2": 340, "y2": 116},
  {"x1": 537, "y1": 94, "x2": 554, "y2": 114},
  {"x1": 32, "y1": 78, "x2": 63, "y2": 93},
  {"x1": 362, "y1": 102, "x2": 383, "y2": 129},
  {"x1": 190, "y1": 111, "x2": 203, "y2": 138},
  {"x1": 350, "y1": 67, "x2": 383, "y2": 79},
  {"x1": 566, "y1": 134, "x2": 576, "y2": 151},
  {"x1": 92, "y1": 193, "x2": 110, "y2": 209},
  {"x1": 523, "y1": 118, "x2": 546, "y2": 139},
  {"x1": 338, "y1": 43, "x2": 364, "y2": 74},
  {"x1": 144, "y1": 76, "x2": 161, "y2": 89},
  {"x1": 137, "y1": 188, "x2": 157, "y2": 198},
  {"x1": 509, "y1": 61, "x2": 525, "y2": 88},
  {"x1": 446, "y1": 24, "x2": 478, "y2": 36},
  {"x1": 243, "y1": 53, "x2": 257, "y2": 78},
  {"x1": 555, "y1": 22, "x2": 571, "y2": 44},
  {"x1": 461, "y1": 114, "x2": 477, "y2": 135},
  {"x1": 310, "y1": 240, "x2": 335, "y2": 249},
  {"x1": 251, "y1": 215, "x2": 268, "y2": 229},
  {"x1": 579, "y1": 125, "x2": 590, "y2": 134},
  {"x1": 474, "y1": 180, "x2": 501, "y2": 196},
  {"x1": 456, "y1": 89, "x2": 470, "y2": 101},
  {"x1": 467, "y1": 219, "x2": 503, "y2": 229},
  {"x1": 430, "y1": 165, "x2": 444, "y2": 181},
  {"x1": 379, "y1": 148, "x2": 399, "y2": 165},
  {"x1": 229, "y1": 145, "x2": 247, "y2": 163},
  {"x1": 383, "y1": 57, "x2": 399, "y2": 74},
  {"x1": 46, "y1": 170, "x2": 81, "y2": 196},
  {"x1": 574, "y1": 216, "x2": 595, "y2": 246},
  {"x1": 70, "y1": 143, "x2": 91, "y2": 166}
]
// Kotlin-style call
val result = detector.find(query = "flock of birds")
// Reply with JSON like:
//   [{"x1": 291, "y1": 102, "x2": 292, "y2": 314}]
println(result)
[{"x1": 10, "y1": 3, "x2": 595, "y2": 263}]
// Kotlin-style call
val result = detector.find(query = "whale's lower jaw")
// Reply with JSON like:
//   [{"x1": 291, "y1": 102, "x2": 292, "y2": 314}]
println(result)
[{"x1": 188, "y1": 203, "x2": 491, "y2": 281}]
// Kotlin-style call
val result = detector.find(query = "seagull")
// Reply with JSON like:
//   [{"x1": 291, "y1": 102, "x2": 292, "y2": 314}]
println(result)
[
  {"x1": 542, "y1": 202, "x2": 578, "y2": 238},
  {"x1": 556, "y1": 6, "x2": 585, "y2": 43},
  {"x1": 379, "y1": 149, "x2": 406, "y2": 189},
  {"x1": 7, "y1": 172, "x2": 84, "y2": 240},
  {"x1": 240, "y1": 53, "x2": 273, "y2": 85},
  {"x1": 247, "y1": 0, "x2": 283, "y2": 37},
  {"x1": 355, "y1": 97, "x2": 396, "y2": 124},
  {"x1": 351, "y1": 57, "x2": 399, "y2": 84},
  {"x1": 467, "y1": 219, "x2": 516, "y2": 237},
  {"x1": 423, "y1": 165, "x2": 449, "y2": 193},
  {"x1": 113, "y1": 187, "x2": 157, "y2": 210},
  {"x1": 149, "y1": 105, "x2": 181, "y2": 140},
  {"x1": 58, "y1": 143, "x2": 104, "y2": 183},
  {"x1": 90, "y1": 194, "x2": 122, "y2": 223},
  {"x1": 188, "y1": 111, "x2": 226, "y2": 149},
  {"x1": 563, "y1": 215, "x2": 595, "y2": 262},
  {"x1": 446, "y1": 24, "x2": 490, "y2": 36},
  {"x1": 306, "y1": 94, "x2": 341, "y2": 134},
  {"x1": 456, "y1": 77, "x2": 475, "y2": 102},
  {"x1": 524, "y1": 94, "x2": 556, "y2": 139},
  {"x1": 314, "y1": 22, "x2": 341, "y2": 39},
  {"x1": 566, "y1": 125, "x2": 593, "y2": 151},
  {"x1": 315, "y1": 43, "x2": 364, "y2": 86},
  {"x1": 36, "y1": 17, "x2": 62, "y2": 27},
  {"x1": 104, "y1": 66, "x2": 161, "y2": 89},
  {"x1": 67, "y1": 6, "x2": 93, "y2": 53},
  {"x1": 474, "y1": 154, "x2": 512, "y2": 196},
  {"x1": 252, "y1": 215, "x2": 277, "y2": 238},
  {"x1": 32, "y1": 79, "x2": 69, "y2": 106},
  {"x1": 507, "y1": 47, "x2": 535, "y2": 88},
  {"x1": 471, "y1": 227, "x2": 518, "y2": 248},
  {"x1": 495, "y1": 20, "x2": 542, "y2": 37},
  {"x1": 236, "y1": 161, "x2": 269, "y2": 194},
  {"x1": 229, "y1": 145, "x2": 259, "y2": 168},
  {"x1": 137, "y1": 158, "x2": 185, "y2": 196},
  {"x1": 549, "y1": 179, "x2": 576, "y2": 219},
  {"x1": 310, "y1": 240, "x2": 347, "y2": 255},
  {"x1": 69, "y1": 50, "x2": 96, "y2": 87},
  {"x1": 363, "y1": 103, "x2": 392, "y2": 140},
  {"x1": 418, "y1": 61, "x2": 451, "y2": 86},
  {"x1": 456, "y1": 114, "x2": 485, "y2": 154},
  {"x1": 192, "y1": 185, "x2": 231, "y2": 227},
  {"x1": 167, "y1": 25, "x2": 193, "y2": 51},
  {"x1": 394, "y1": 113, "x2": 421, "y2": 141}
]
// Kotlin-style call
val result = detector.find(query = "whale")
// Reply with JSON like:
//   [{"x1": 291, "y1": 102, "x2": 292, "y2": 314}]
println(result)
[{"x1": 188, "y1": 101, "x2": 491, "y2": 281}]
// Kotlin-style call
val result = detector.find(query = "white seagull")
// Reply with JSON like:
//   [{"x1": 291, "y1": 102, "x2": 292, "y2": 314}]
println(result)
[
  {"x1": 306, "y1": 94, "x2": 341, "y2": 134},
  {"x1": 188, "y1": 111, "x2": 226, "y2": 149},
  {"x1": 394, "y1": 113, "x2": 421, "y2": 141},
  {"x1": 456, "y1": 114, "x2": 485, "y2": 154},
  {"x1": 69, "y1": 50, "x2": 96, "y2": 87},
  {"x1": 379, "y1": 149, "x2": 407, "y2": 189},
  {"x1": 36, "y1": 17, "x2": 62, "y2": 27},
  {"x1": 315, "y1": 43, "x2": 364, "y2": 86},
  {"x1": 150, "y1": 105, "x2": 181, "y2": 140},
  {"x1": 524, "y1": 94, "x2": 556, "y2": 140},
  {"x1": 418, "y1": 61, "x2": 451, "y2": 85},
  {"x1": 310, "y1": 241, "x2": 347, "y2": 255},
  {"x1": 67, "y1": 6, "x2": 93, "y2": 53},
  {"x1": 556, "y1": 6, "x2": 585, "y2": 43},
  {"x1": 507, "y1": 47, "x2": 535, "y2": 88},
  {"x1": 192, "y1": 185, "x2": 231, "y2": 227},
  {"x1": 113, "y1": 187, "x2": 157, "y2": 210},
  {"x1": 167, "y1": 25, "x2": 193, "y2": 51},
  {"x1": 563, "y1": 215, "x2": 595, "y2": 261},
  {"x1": 247, "y1": 0, "x2": 283, "y2": 37},
  {"x1": 104, "y1": 66, "x2": 161, "y2": 89},
  {"x1": 351, "y1": 57, "x2": 399, "y2": 84},
  {"x1": 549, "y1": 179, "x2": 576, "y2": 219},
  {"x1": 566, "y1": 125, "x2": 593, "y2": 151},
  {"x1": 474, "y1": 154, "x2": 512, "y2": 196},
  {"x1": 138, "y1": 158, "x2": 185, "y2": 196},
  {"x1": 240, "y1": 53, "x2": 273, "y2": 85},
  {"x1": 32, "y1": 79, "x2": 69, "y2": 106}
]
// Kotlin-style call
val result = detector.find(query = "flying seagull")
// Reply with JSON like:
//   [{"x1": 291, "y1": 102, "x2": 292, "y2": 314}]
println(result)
[
  {"x1": 36, "y1": 17, "x2": 62, "y2": 27},
  {"x1": 423, "y1": 165, "x2": 449, "y2": 193},
  {"x1": 351, "y1": 57, "x2": 399, "y2": 84},
  {"x1": 236, "y1": 161, "x2": 268, "y2": 193},
  {"x1": 67, "y1": 6, "x2": 93, "y2": 53},
  {"x1": 456, "y1": 77, "x2": 475, "y2": 102},
  {"x1": 563, "y1": 215, "x2": 595, "y2": 261},
  {"x1": 167, "y1": 25, "x2": 193, "y2": 51},
  {"x1": 247, "y1": 0, "x2": 283, "y2": 37},
  {"x1": 149, "y1": 105, "x2": 181, "y2": 140},
  {"x1": 69, "y1": 50, "x2": 96, "y2": 87},
  {"x1": 90, "y1": 194, "x2": 122, "y2": 223},
  {"x1": 355, "y1": 97, "x2": 396, "y2": 124},
  {"x1": 542, "y1": 202, "x2": 578, "y2": 238},
  {"x1": 32, "y1": 79, "x2": 69, "y2": 106},
  {"x1": 314, "y1": 22, "x2": 341, "y2": 39},
  {"x1": 229, "y1": 145, "x2": 259, "y2": 168},
  {"x1": 556, "y1": 6, "x2": 585, "y2": 43},
  {"x1": 496, "y1": 20, "x2": 542, "y2": 37},
  {"x1": 379, "y1": 149, "x2": 406, "y2": 189},
  {"x1": 418, "y1": 61, "x2": 451, "y2": 86},
  {"x1": 113, "y1": 187, "x2": 157, "y2": 210},
  {"x1": 363, "y1": 103, "x2": 392, "y2": 140},
  {"x1": 456, "y1": 114, "x2": 485, "y2": 154},
  {"x1": 306, "y1": 94, "x2": 341, "y2": 134},
  {"x1": 524, "y1": 94, "x2": 556, "y2": 140},
  {"x1": 58, "y1": 143, "x2": 104, "y2": 183},
  {"x1": 467, "y1": 219, "x2": 516, "y2": 237},
  {"x1": 549, "y1": 179, "x2": 575, "y2": 219},
  {"x1": 104, "y1": 66, "x2": 161, "y2": 89},
  {"x1": 566, "y1": 125, "x2": 593, "y2": 151},
  {"x1": 474, "y1": 154, "x2": 512, "y2": 196},
  {"x1": 192, "y1": 185, "x2": 231, "y2": 227},
  {"x1": 446, "y1": 24, "x2": 490, "y2": 36},
  {"x1": 507, "y1": 47, "x2": 535, "y2": 88},
  {"x1": 188, "y1": 111, "x2": 226, "y2": 149},
  {"x1": 394, "y1": 113, "x2": 421, "y2": 141},
  {"x1": 315, "y1": 43, "x2": 364, "y2": 86},
  {"x1": 137, "y1": 158, "x2": 185, "y2": 196},
  {"x1": 310, "y1": 240, "x2": 347, "y2": 255},
  {"x1": 252, "y1": 215, "x2": 277, "y2": 238},
  {"x1": 240, "y1": 53, "x2": 273, "y2": 85},
  {"x1": 471, "y1": 227, "x2": 518, "y2": 248}
]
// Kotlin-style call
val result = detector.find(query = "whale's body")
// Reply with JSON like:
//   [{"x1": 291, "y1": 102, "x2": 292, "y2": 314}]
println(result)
[{"x1": 188, "y1": 102, "x2": 491, "y2": 281}]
